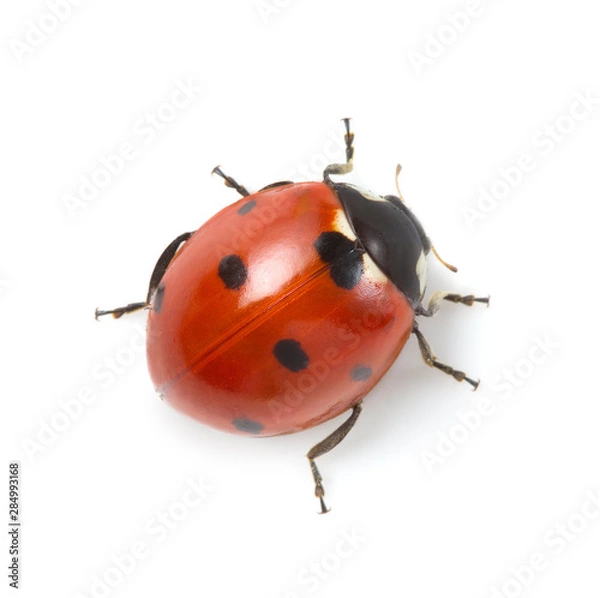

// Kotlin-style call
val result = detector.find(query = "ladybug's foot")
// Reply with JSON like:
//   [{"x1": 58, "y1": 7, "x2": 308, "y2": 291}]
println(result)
[
  {"x1": 412, "y1": 322, "x2": 480, "y2": 390},
  {"x1": 341, "y1": 117, "x2": 354, "y2": 163},
  {"x1": 418, "y1": 290, "x2": 490, "y2": 317},
  {"x1": 305, "y1": 401, "x2": 363, "y2": 514},
  {"x1": 442, "y1": 293, "x2": 490, "y2": 307},
  {"x1": 431, "y1": 359, "x2": 480, "y2": 390},
  {"x1": 211, "y1": 165, "x2": 250, "y2": 197},
  {"x1": 309, "y1": 460, "x2": 330, "y2": 514},
  {"x1": 95, "y1": 302, "x2": 147, "y2": 320}
]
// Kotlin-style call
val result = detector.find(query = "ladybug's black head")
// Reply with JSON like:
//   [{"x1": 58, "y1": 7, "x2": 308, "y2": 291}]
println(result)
[{"x1": 330, "y1": 182, "x2": 431, "y2": 308}]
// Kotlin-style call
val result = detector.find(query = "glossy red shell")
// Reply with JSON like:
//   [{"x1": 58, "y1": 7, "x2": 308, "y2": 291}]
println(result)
[{"x1": 146, "y1": 182, "x2": 414, "y2": 436}]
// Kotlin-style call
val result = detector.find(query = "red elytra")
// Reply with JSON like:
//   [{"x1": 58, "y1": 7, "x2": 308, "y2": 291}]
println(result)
[
  {"x1": 96, "y1": 120, "x2": 488, "y2": 513},
  {"x1": 146, "y1": 181, "x2": 414, "y2": 436}
]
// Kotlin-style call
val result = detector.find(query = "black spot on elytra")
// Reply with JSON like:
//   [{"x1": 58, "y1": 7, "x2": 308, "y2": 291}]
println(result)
[
  {"x1": 330, "y1": 252, "x2": 364, "y2": 290},
  {"x1": 232, "y1": 417, "x2": 264, "y2": 434},
  {"x1": 218, "y1": 254, "x2": 247, "y2": 290},
  {"x1": 153, "y1": 282, "x2": 165, "y2": 313},
  {"x1": 273, "y1": 339, "x2": 310, "y2": 372},
  {"x1": 351, "y1": 365, "x2": 372, "y2": 382},
  {"x1": 314, "y1": 231, "x2": 355, "y2": 262},
  {"x1": 237, "y1": 200, "x2": 257, "y2": 215},
  {"x1": 314, "y1": 231, "x2": 363, "y2": 290}
]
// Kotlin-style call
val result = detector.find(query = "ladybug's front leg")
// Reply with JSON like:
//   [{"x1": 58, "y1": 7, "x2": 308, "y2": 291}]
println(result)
[
  {"x1": 306, "y1": 401, "x2": 363, "y2": 514},
  {"x1": 323, "y1": 118, "x2": 355, "y2": 182},
  {"x1": 416, "y1": 290, "x2": 490, "y2": 317},
  {"x1": 95, "y1": 231, "x2": 193, "y2": 320}
]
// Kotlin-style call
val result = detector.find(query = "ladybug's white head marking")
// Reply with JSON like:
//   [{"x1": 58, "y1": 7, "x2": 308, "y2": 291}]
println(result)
[
  {"x1": 363, "y1": 252, "x2": 389, "y2": 285},
  {"x1": 416, "y1": 250, "x2": 427, "y2": 298},
  {"x1": 332, "y1": 209, "x2": 357, "y2": 241},
  {"x1": 346, "y1": 185, "x2": 386, "y2": 203}
]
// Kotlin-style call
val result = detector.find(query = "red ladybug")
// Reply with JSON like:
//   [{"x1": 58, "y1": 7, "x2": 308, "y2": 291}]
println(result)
[{"x1": 96, "y1": 119, "x2": 488, "y2": 513}]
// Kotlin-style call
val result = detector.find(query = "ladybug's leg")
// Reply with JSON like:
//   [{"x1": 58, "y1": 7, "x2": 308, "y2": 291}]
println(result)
[
  {"x1": 94, "y1": 301, "x2": 147, "y2": 320},
  {"x1": 323, "y1": 118, "x2": 354, "y2": 182},
  {"x1": 95, "y1": 231, "x2": 193, "y2": 319},
  {"x1": 416, "y1": 290, "x2": 490, "y2": 317},
  {"x1": 306, "y1": 401, "x2": 363, "y2": 514},
  {"x1": 411, "y1": 321, "x2": 479, "y2": 389},
  {"x1": 211, "y1": 165, "x2": 250, "y2": 197}
]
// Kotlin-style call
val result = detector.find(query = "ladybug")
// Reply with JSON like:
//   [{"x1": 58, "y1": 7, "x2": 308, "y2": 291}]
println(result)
[{"x1": 96, "y1": 119, "x2": 488, "y2": 513}]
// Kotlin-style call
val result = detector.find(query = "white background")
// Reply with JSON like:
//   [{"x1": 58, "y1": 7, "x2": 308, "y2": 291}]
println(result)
[{"x1": 2, "y1": 1, "x2": 600, "y2": 597}]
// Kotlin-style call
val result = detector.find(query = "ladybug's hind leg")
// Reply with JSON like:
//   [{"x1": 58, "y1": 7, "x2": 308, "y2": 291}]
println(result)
[
  {"x1": 411, "y1": 321, "x2": 480, "y2": 389},
  {"x1": 306, "y1": 401, "x2": 363, "y2": 514},
  {"x1": 95, "y1": 231, "x2": 193, "y2": 320}
]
